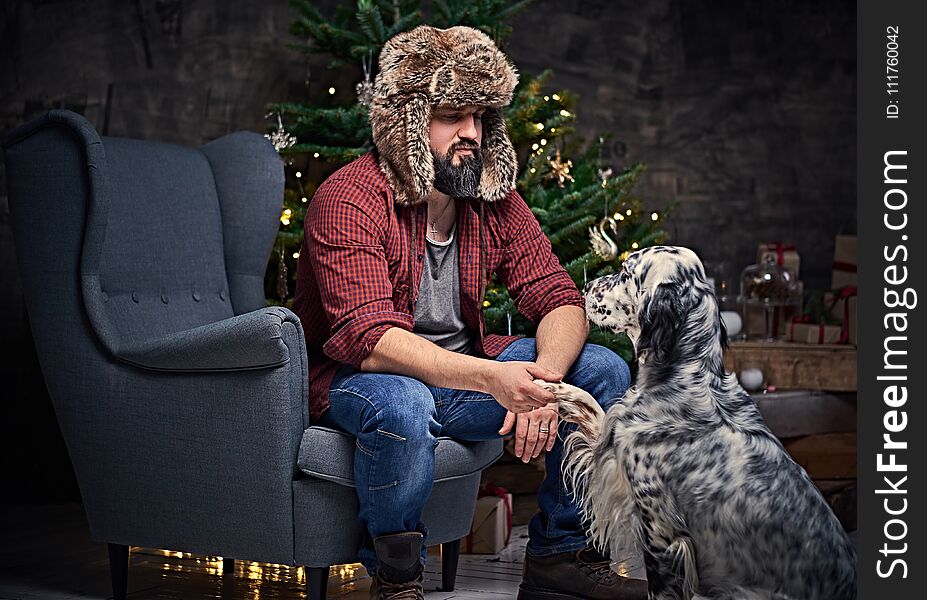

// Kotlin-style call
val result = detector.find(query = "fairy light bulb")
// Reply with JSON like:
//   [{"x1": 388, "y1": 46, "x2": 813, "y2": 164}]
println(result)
[
  {"x1": 631, "y1": 242, "x2": 640, "y2": 249},
  {"x1": 560, "y1": 109, "x2": 571, "y2": 117},
  {"x1": 328, "y1": 87, "x2": 336, "y2": 95},
  {"x1": 535, "y1": 123, "x2": 544, "y2": 130},
  {"x1": 540, "y1": 139, "x2": 547, "y2": 145},
  {"x1": 302, "y1": 197, "x2": 308, "y2": 203},
  {"x1": 313, "y1": 152, "x2": 320, "y2": 158},
  {"x1": 544, "y1": 95, "x2": 550, "y2": 101},
  {"x1": 651, "y1": 212, "x2": 659, "y2": 221},
  {"x1": 552, "y1": 94, "x2": 560, "y2": 101},
  {"x1": 626, "y1": 209, "x2": 632, "y2": 216},
  {"x1": 532, "y1": 143, "x2": 539, "y2": 150},
  {"x1": 295, "y1": 171, "x2": 302, "y2": 178},
  {"x1": 292, "y1": 252, "x2": 300, "y2": 259}
]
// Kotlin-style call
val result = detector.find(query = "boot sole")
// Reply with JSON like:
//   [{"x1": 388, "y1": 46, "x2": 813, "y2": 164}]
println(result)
[{"x1": 517, "y1": 583, "x2": 593, "y2": 600}]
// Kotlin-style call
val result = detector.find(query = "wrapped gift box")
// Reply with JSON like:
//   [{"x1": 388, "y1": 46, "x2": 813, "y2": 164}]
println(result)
[
  {"x1": 826, "y1": 290, "x2": 858, "y2": 346},
  {"x1": 758, "y1": 243, "x2": 801, "y2": 279},
  {"x1": 789, "y1": 322, "x2": 842, "y2": 344},
  {"x1": 831, "y1": 235, "x2": 857, "y2": 289},
  {"x1": 464, "y1": 492, "x2": 513, "y2": 554}
]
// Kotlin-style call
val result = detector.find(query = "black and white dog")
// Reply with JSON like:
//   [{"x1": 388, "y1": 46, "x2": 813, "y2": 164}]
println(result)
[{"x1": 537, "y1": 246, "x2": 856, "y2": 600}]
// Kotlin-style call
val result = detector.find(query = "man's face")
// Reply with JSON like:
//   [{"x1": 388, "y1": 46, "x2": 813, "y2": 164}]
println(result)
[{"x1": 429, "y1": 105, "x2": 485, "y2": 198}]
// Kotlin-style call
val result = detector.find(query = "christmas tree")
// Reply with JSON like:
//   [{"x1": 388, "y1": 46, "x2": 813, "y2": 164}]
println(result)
[{"x1": 265, "y1": 0, "x2": 673, "y2": 361}]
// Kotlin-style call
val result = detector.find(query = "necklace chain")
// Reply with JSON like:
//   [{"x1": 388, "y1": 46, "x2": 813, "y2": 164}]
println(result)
[{"x1": 428, "y1": 199, "x2": 453, "y2": 236}]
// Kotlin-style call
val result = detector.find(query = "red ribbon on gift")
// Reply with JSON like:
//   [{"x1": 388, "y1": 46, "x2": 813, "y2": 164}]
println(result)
[
  {"x1": 764, "y1": 242, "x2": 797, "y2": 267},
  {"x1": 836, "y1": 285, "x2": 857, "y2": 343},
  {"x1": 788, "y1": 319, "x2": 831, "y2": 344},
  {"x1": 464, "y1": 483, "x2": 513, "y2": 553}
]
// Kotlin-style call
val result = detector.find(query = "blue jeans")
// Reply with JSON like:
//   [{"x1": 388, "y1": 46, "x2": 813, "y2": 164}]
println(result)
[{"x1": 319, "y1": 338, "x2": 631, "y2": 573}]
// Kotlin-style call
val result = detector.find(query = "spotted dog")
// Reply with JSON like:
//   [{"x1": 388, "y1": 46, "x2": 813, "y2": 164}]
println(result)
[{"x1": 538, "y1": 246, "x2": 856, "y2": 600}]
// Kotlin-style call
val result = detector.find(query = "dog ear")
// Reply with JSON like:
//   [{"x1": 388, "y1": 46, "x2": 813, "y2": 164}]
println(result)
[{"x1": 636, "y1": 282, "x2": 684, "y2": 362}]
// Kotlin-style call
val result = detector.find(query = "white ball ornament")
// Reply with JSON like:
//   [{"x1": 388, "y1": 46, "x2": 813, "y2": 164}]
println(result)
[
  {"x1": 720, "y1": 310, "x2": 743, "y2": 337},
  {"x1": 739, "y1": 368, "x2": 764, "y2": 391}
]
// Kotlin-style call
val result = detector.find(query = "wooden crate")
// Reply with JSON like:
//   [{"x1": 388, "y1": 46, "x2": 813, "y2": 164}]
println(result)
[{"x1": 723, "y1": 341, "x2": 857, "y2": 391}]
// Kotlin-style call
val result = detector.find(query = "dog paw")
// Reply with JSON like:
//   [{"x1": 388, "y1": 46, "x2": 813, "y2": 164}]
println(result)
[{"x1": 533, "y1": 379, "x2": 598, "y2": 404}]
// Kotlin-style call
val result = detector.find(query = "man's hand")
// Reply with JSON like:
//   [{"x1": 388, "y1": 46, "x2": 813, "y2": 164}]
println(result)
[
  {"x1": 499, "y1": 405, "x2": 559, "y2": 462},
  {"x1": 484, "y1": 361, "x2": 561, "y2": 413}
]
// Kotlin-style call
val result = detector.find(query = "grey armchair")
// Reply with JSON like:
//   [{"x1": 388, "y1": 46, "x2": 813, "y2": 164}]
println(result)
[{"x1": 3, "y1": 110, "x2": 502, "y2": 600}]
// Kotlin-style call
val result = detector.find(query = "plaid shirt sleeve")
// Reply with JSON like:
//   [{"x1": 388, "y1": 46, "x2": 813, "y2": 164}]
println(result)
[
  {"x1": 495, "y1": 190, "x2": 584, "y2": 321},
  {"x1": 305, "y1": 177, "x2": 413, "y2": 367}
]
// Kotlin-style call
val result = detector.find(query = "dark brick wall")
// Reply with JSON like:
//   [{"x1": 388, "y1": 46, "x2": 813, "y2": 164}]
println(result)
[
  {"x1": 0, "y1": 0, "x2": 855, "y2": 498},
  {"x1": 504, "y1": 0, "x2": 856, "y2": 290}
]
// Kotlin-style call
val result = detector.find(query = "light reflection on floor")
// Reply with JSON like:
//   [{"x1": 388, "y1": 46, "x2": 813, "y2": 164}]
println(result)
[{"x1": 0, "y1": 504, "x2": 647, "y2": 600}]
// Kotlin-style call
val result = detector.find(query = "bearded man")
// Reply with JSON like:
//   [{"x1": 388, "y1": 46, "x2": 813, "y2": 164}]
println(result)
[{"x1": 292, "y1": 25, "x2": 646, "y2": 600}]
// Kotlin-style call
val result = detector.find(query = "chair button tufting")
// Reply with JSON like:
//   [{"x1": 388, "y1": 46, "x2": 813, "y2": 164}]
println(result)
[
  {"x1": 219, "y1": 290, "x2": 226, "y2": 301},
  {"x1": 192, "y1": 291, "x2": 201, "y2": 302},
  {"x1": 161, "y1": 294, "x2": 170, "y2": 304},
  {"x1": 131, "y1": 292, "x2": 140, "y2": 303}
]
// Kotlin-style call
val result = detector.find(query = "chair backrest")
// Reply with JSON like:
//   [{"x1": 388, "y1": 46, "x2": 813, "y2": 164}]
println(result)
[{"x1": 4, "y1": 110, "x2": 283, "y2": 362}]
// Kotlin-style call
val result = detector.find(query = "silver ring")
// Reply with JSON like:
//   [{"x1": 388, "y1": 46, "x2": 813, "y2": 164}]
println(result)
[{"x1": 538, "y1": 427, "x2": 550, "y2": 433}]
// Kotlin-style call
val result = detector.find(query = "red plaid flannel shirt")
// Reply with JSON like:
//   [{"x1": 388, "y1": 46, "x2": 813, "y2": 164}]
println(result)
[{"x1": 292, "y1": 152, "x2": 584, "y2": 420}]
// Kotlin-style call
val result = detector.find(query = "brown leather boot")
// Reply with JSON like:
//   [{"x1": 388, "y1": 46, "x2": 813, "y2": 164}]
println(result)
[
  {"x1": 369, "y1": 532, "x2": 425, "y2": 600},
  {"x1": 517, "y1": 546, "x2": 648, "y2": 600}
]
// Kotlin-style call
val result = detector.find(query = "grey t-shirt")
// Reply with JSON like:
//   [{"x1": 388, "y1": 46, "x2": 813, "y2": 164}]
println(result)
[{"x1": 412, "y1": 227, "x2": 474, "y2": 354}]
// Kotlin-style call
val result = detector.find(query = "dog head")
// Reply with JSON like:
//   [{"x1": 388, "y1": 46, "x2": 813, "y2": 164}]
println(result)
[{"x1": 585, "y1": 246, "x2": 726, "y2": 362}]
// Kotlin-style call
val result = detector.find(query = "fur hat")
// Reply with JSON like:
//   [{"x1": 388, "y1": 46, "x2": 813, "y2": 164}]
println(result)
[{"x1": 370, "y1": 25, "x2": 519, "y2": 205}]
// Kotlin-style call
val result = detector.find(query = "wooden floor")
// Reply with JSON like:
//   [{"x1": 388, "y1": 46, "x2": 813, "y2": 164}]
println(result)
[{"x1": 0, "y1": 503, "x2": 646, "y2": 600}]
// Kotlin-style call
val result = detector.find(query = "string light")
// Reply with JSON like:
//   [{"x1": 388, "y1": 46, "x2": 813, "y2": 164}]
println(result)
[
  {"x1": 482, "y1": 300, "x2": 491, "y2": 307},
  {"x1": 544, "y1": 95, "x2": 550, "y2": 101},
  {"x1": 292, "y1": 252, "x2": 300, "y2": 259},
  {"x1": 626, "y1": 209, "x2": 632, "y2": 216},
  {"x1": 281, "y1": 208, "x2": 293, "y2": 225},
  {"x1": 302, "y1": 197, "x2": 308, "y2": 203},
  {"x1": 530, "y1": 167, "x2": 537, "y2": 173},
  {"x1": 560, "y1": 109, "x2": 571, "y2": 117},
  {"x1": 535, "y1": 123, "x2": 544, "y2": 130},
  {"x1": 540, "y1": 139, "x2": 547, "y2": 146},
  {"x1": 328, "y1": 87, "x2": 336, "y2": 94},
  {"x1": 631, "y1": 242, "x2": 640, "y2": 249},
  {"x1": 614, "y1": 213, "x2": 624, "y2": 220},
  {"x1": 295, "y1": 171, "x2": 302, "y2": 178},
  {"x1": 313, "y1": 152, "x2": 320, "y2": 158},
  {"x1": 651, "y1": 212, "x2": 659, "y2": 221},
  {"x1": 552, "y1": 94, "x2": 560, "y2": 101},
  {"x1": 550, "y1": 128, "x2": 556, "y2": 133},
  {"x1": 532, "y1": 143, "x2": 539, "y2": 150}
]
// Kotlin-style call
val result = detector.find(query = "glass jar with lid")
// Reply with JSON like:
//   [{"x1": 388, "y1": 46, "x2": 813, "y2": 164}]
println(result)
[{"x1": 739, "y1": 256, "x2": 802, "y2": 341}]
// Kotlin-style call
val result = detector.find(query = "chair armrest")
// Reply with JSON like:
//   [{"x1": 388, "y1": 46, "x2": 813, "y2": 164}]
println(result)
[{"x1": 114, "y1": 306, "x2": 301, "y2": 372}]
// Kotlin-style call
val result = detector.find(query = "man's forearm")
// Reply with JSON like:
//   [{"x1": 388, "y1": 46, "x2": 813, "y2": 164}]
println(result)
[
  {"x1": 360, "y1": 327, "x2": 495, "y2": 392},
  {"x1": 534, "y1": 305, "x2": 588, "y2": 377}
]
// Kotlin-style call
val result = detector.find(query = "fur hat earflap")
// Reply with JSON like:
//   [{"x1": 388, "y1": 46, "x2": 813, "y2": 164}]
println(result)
[{"x1": 370, "y1": 25, "x2": 519, "y2": 205}]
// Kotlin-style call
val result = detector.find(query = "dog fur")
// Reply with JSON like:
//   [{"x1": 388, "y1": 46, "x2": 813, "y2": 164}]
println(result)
[
  {"x1": 539, "y1": 245, "x2": 856, "y2": 600},
  {"x1": 369, "y1": 25, "x2": 519, "y2": 206}
]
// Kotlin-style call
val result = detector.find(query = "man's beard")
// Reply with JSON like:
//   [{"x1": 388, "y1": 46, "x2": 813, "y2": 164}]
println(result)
[{"x1": 432, "y1": 142, "x2": 483, "y2": 198}]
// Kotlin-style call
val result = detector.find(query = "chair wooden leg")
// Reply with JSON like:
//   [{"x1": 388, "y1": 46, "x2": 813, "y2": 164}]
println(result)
[
  {"x1": 223, "y1": 557, "x2": 235, "y2": 575},
  {"x1": 307, "y1": 565, "x2": 329, "y2": 600},
  {"x1": 107, "y1": 543, "x2": 129, "y2": 600},
  {"x1": 441, "y1": 538, "x2": 461, "y2": 592}
]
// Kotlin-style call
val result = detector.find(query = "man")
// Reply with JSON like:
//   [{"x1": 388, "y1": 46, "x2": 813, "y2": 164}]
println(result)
[{"x1": 292, "y1": 25, "x2": 647, "y2": 600}]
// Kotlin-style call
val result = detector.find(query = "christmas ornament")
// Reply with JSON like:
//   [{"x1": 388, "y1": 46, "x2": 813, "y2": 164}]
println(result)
[
  {"x1": 355, "y1": 51, "x2": 374, "y2": 107},
  {"x1": 589, "y1": 217, "x2": 618, "y2": 261},
  {"x1": 720, "y1": 310, "x2": 743, "y2": 337},
  {"x1": 265, "y1": 113, "x2": 297, "y2": 152},
  {"x1": 739, "y1": 368, "x2": 764, "y2": 391},
  {"x1": 546, "y1": 150, "x2": 574, "y2": 187},
  {"x1": 597, "y1": 167, "x2": 613, "y2": 187}
]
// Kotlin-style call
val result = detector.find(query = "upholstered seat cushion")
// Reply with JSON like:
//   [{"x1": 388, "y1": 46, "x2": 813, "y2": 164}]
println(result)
[{"x1": 297, "y1": 426, "x2": 503, "y2": 486}]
